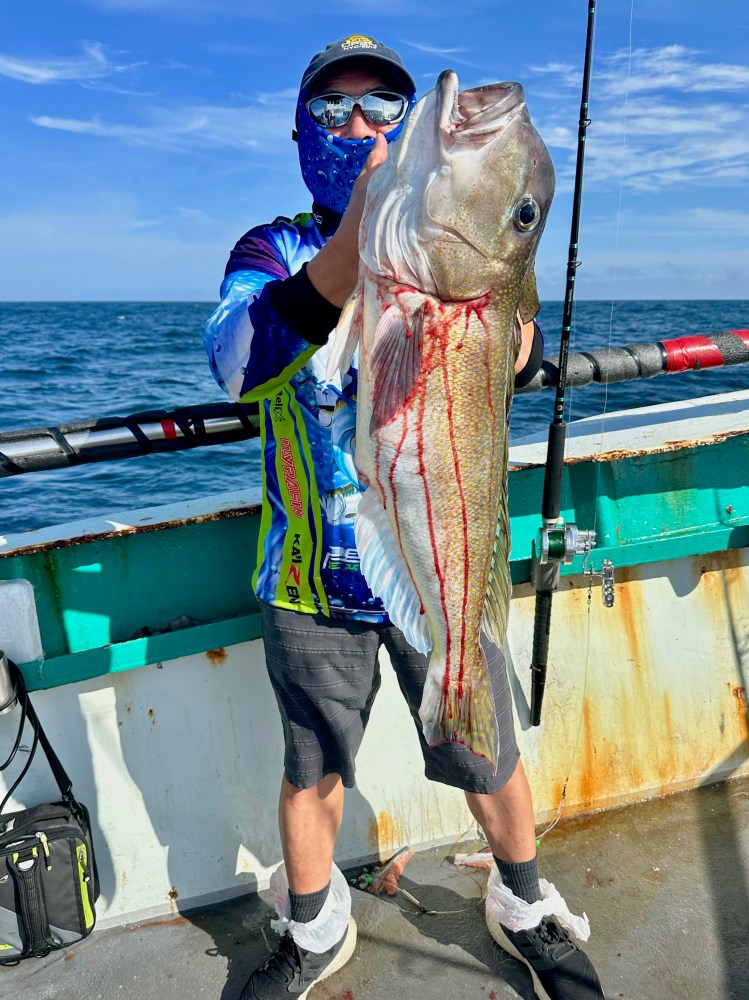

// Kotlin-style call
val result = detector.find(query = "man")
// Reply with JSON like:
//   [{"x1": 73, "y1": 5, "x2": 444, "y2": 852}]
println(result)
[{"x1": 205, "y1": 34, "x2": 605, "y2": 1000}]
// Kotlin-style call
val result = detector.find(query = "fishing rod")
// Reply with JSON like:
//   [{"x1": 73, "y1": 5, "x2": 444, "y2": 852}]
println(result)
[
  {"x1": 0, "y1": 402, "x2": 260, "y2": 478},
  {"x1": 529, "y1": 0, "x2": 599, "y2": 727},
  {"x1": 2, "y1": 329, "x2": 747, "y2": 477}
]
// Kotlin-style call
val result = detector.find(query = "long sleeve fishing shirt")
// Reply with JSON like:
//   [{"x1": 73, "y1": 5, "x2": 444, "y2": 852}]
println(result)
[{"x1": 205, "y1": 210, "x2": 389, "y2": 621}]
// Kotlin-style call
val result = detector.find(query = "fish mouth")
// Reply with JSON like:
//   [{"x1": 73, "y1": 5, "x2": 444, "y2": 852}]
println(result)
[{"x1": 437, "y1": 69, "x2": 524, "y2": 140}]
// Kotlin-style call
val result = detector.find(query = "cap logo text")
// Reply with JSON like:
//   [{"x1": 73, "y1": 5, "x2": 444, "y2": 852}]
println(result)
[{"x1": 341, "y1": 35, "x2": 378, "y2": 52}]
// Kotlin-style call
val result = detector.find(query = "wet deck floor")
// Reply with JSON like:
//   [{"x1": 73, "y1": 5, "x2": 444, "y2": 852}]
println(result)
[{"x1": 3, "y1": 773, "x2": 749, "y2": 1000}]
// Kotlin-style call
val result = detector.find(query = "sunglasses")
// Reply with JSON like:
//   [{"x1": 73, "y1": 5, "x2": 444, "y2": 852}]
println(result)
[{"x1": 305, "y1": 90, "x2": 409, "y2": 129}]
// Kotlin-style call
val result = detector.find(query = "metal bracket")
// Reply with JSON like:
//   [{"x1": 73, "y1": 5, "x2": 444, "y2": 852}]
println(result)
[{"x1": 583, "y1": 555, "x2": 615, "y2": 607}]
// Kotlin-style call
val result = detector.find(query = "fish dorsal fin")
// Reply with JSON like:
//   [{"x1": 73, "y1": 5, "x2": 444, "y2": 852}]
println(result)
[
  {"x1": 369, "y1": 300, "x2": 424, "y2": 434},
  {"x1": 325, "y1": 288, "x2": 362, "y2": 384},
  {"x1": 355, "y1": 487, "x2": 432, "y2": 655},
  {"x1": 481, "y1": 498, "x2": 513, "y2": 649}
]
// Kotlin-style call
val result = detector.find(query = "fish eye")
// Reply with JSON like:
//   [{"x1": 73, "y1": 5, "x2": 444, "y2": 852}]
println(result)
[{"x1": 514, "y1": 198, "x2": 540, "y2": 232}]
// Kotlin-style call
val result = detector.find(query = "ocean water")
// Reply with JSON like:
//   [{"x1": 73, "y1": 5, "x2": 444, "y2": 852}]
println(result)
[{"x1": 1, "y1": 300, "x2": 747, "y2": 536}]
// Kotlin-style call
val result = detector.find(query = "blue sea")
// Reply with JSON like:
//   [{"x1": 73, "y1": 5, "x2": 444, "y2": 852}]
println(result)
[{"x1": 1, "y1": 300, "x2": 747, "y2": 536}]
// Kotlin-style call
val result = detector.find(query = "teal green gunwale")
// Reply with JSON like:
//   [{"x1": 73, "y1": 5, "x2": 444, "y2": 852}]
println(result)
[{"x1": 2, "y1": 433, "x2": 748, "y2": 692}]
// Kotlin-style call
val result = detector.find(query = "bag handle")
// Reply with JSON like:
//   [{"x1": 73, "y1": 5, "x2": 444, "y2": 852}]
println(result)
[{"x1": 1, "y1": 661, "x2": 77, "y2": 816}]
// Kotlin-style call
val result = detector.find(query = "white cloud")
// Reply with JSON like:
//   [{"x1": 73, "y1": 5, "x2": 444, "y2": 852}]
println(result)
[
  {"x1": 534, "y1": 44, "x2": 749, "y2": 194},
  {"x1": 529, "y1": 61, "x2": 580, "y2": 84},
  {"x1": 256, "y1": 87, "x2": 300, "y2": 105},
  {"x1": 398, "y1": 37, "x2": 482, "y2": 70},
  {"x1": 539, "y1": 125, "x2": 576, "y2": 150},
  {"x1": 399, "y1": 40, "x2": 470, "y2": 57},
  {"x1": 31, "y1": 96, "x2": 297, "y2": 152},
  {"x1": 600, "y1": 45, "x2": 749, "y2": 96},
  {"x1": 0, "y1": 42, "x2": 138, "y2": 85}
]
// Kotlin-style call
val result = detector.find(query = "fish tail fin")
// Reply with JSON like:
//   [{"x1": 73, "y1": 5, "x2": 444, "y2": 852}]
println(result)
[{"x1": 419, "y1": 646, "x2": 499, "y2": 773}]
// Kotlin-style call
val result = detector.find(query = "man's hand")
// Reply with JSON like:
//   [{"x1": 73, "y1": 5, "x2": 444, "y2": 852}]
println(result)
[{"x1": 307, "y1": 134, "x2": 387, "y2": 308}]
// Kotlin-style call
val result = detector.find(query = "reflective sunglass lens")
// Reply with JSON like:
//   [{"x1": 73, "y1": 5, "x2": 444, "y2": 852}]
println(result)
[
  {"x1": 307, "y1": 91, "x2": 407, "y2": 128},
  {"x1": 307, "y1": 96, "x2": 351, "y2": 127},
  {"x1": 359, "y1": 92, "x2": 407, "y2": 125}
]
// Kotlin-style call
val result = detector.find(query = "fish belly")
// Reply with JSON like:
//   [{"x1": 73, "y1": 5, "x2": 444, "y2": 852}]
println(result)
[{"x1": 356, "y1": 287, "x2": 516, "y2": 769}]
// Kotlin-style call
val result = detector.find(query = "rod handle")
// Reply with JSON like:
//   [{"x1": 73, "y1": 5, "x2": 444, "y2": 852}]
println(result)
[{"x1": 529, "y1": 591, "x2": 554, "y2": 726}]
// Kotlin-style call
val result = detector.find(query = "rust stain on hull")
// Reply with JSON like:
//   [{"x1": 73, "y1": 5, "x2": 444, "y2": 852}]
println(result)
[
  {"x1": 367, "y1": 810, "x2": 407, "y2": 855},
  {"x1": 206, "y1": 647, "x2": 228, "y2": 665},
  {"x1": 731, "y1": 685, "x2": 748, "y2": 739},
  {"x1": 521, "y1": 553, "x2": 749, "y2": 820}
]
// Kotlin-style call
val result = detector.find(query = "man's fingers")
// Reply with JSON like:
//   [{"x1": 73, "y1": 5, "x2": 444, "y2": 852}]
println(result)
[{"x1": 360, "y1": 133, "x2": 388, "y2": 178}]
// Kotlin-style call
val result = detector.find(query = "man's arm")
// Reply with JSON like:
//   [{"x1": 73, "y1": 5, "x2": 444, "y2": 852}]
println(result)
[
  {"x1": 205, "y1": 139, "x2": 387, "y2": 402},
  {"x1": 306, "y1": 133, "x2": 388, "y2": 307}
]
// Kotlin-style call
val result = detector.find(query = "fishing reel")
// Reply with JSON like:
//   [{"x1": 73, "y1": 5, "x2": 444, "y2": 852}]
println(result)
[{"x1": 534, "y1": 523, "x2": 614, "y2": 607}]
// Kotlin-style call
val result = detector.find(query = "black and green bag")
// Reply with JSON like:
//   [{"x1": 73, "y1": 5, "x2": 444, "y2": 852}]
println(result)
[{"x1": 0, "y1": 661, "x2": 99, "y2": 962}]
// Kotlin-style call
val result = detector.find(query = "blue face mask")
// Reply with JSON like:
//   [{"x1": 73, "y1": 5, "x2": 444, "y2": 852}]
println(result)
[{"x1": 296, "y1": 93, "x2": 416, "y2": 217}]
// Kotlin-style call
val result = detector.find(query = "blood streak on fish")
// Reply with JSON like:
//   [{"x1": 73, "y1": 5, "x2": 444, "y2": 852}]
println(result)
[{"x1": 326, "y1": 69, "x2": 555, "y2": 767}]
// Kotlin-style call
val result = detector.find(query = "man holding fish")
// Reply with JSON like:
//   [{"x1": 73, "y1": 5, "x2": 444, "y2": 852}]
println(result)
[{"x1": 205, "y1": 34, "x2": 605, "y2": 1000}]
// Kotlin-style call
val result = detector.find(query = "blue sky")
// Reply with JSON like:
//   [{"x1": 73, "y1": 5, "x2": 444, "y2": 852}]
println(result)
[{"x1": 1, "y1": 0, "x2": 747, "y2": 301}]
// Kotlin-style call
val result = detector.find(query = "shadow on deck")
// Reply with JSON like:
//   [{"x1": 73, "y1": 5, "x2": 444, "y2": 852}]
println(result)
[{"x1": 2, "y1": 773, "x2": 748, "y2": 1000}]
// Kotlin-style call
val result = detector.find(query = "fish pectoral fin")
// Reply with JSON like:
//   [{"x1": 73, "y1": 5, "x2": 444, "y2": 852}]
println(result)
[
  {"x1": 481, "y1": 501, "x2": 513, "y2": 651},
  {"x1": 369, "y1": 302, "x2": 425, "y2": 434},
  {"x1": 419, "y1": 647, "x2": 499, "y2": 773},
  {"x1": 355, "y1": 487, "x2": 432, "y2": 655},
  {"x1": 517, "y1": 265, "x2": 541, "y2": 325},
  {"x1": 325, "y1": 288, "x2": 361, "y2": 383}
]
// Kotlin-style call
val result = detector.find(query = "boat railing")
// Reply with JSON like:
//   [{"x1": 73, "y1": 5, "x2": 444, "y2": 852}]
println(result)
[{"x1": 1, "y1": 329, "x2": 747, "y2": 478}]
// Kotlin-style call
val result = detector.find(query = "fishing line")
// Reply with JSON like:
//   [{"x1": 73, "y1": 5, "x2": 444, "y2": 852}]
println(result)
[{"x1": 591, "y1": 0, "x2": 636, "y2": 541}]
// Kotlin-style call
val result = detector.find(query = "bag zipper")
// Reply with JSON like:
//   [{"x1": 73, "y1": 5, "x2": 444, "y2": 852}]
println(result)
[
  {"x1": 76, "y1": 843, "x2": 95, "y2": 931},
  {"x1": 34, "y1": 831, "x2": 52, "y2": 871}
]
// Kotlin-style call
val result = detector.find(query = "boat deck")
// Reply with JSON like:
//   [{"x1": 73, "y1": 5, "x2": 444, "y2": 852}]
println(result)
[{"x1": 3, "y1": 773, "x2": 749, "y2": 1000}]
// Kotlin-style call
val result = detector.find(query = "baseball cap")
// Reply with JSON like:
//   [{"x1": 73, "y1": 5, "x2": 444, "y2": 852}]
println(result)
[{"x1": 300, "y1": 34, "x2": 416, "y2": 98}]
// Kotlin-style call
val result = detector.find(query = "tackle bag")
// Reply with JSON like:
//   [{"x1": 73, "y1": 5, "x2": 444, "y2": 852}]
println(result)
[{"x1": 0, "y1": 660, "x2": 99, "y2": 962}]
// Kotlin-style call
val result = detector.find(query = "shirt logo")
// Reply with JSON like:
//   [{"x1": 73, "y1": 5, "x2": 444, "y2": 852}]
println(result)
[
  {"x1": 279, "y1": 438, "x2": 304, "y2": 518},
  {"x1": 284, "y1": 532, "x2": 303, "y2": 604}
]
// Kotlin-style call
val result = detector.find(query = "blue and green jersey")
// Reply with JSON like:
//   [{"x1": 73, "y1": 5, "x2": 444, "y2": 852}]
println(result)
[{"x1": 204, "y1": 211, "x2": 388, "y2": 621}]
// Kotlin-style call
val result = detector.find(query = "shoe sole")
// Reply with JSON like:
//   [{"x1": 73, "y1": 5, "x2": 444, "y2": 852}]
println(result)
[
  {"x1": 299, "y1": 916, "x2": 357, "y2": 1000},
  {"x1": 486, "y1": 909, "x2": 552, "y2": 1000}
]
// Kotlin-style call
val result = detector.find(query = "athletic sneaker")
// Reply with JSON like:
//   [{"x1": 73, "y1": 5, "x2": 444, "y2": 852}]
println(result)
[
  {"x1": 487, "y1": 911, "x2": 605, "y2": 1000},
  {"x1": 239, "y1": 916, "x2": 357, "y2": 1000}
]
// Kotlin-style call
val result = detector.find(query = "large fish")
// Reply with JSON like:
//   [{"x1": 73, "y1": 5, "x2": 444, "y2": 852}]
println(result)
[{"x1": 327, "y1": 70, "x2": 555, "y2": 769}]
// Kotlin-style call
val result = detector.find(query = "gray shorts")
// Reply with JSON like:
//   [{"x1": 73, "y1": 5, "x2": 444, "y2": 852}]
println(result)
[{"x1": 259, "y1": 601, "x2": 520, "y2": 794}]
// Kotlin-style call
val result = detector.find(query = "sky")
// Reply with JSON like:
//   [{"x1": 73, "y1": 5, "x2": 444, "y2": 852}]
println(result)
[{"x1": 1, "y1": 0, "x2": 748, "y2": 302}]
